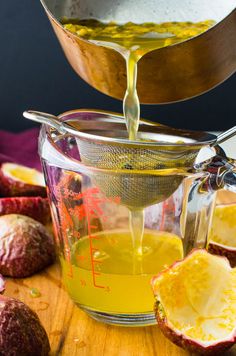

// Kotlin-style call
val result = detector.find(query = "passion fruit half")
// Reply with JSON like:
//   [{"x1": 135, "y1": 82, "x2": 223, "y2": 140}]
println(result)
[
  {"x1": 209, "y1": 203, "x2": 236, "y2": 267},
  {"x1": 0, "y1": 163, "x2": 46, "y2": 197},
  {"x1": 152, "y1": 249, "x2": 236, "y2": 355}
]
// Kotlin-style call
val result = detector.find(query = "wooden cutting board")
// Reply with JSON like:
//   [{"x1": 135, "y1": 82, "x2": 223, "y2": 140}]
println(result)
[{"x1": 4, "y1": 191, "x2": 236, "y2": 356}]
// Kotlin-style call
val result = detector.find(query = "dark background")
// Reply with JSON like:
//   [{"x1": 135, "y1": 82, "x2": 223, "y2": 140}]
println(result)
[{"x1": 0, "y1": 1, "x2": 235, "y2": 132}]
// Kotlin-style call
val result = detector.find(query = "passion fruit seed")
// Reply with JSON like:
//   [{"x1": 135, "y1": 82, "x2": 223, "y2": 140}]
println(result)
[{"x1": 30, "y1": 288, "x2": 41, "y2": 298}]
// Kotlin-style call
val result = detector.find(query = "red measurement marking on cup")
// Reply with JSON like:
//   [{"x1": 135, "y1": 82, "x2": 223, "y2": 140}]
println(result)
[
  {"x1": 90, "y1": 235, "x2": 100, "y2": 240},
  {"x1": 58, "y1": 178, "x2": 120, "y2": 290},
  {"x1": 93, "y1": 272, "x2": 101, "y2": 276},
  {"x1": 87, "y1": 220, "x2": 105, "y2": 289},
  {"x1": 81, "y1": 188, "x2": 120, "y2": 289},
  {"x1": 76, "y1": 255, "x2": 86, "y2": 263}
]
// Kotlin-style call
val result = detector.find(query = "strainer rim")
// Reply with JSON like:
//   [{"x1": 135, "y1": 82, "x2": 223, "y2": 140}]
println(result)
[{"x1": 57, "y1": 109, "x2": 217, "y2": 149}]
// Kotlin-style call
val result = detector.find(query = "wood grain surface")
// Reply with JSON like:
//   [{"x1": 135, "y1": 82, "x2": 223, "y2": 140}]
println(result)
[{"x1": 4, "y1": 190, "x2": 236, "y2": 356}]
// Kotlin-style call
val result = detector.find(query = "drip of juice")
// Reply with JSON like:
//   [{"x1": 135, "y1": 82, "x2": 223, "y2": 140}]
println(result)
[
  {"x1": 129, "y1": 209, "x2": 145, "y2": 274},
  {"x1": 62, "y1": 19, "x2": 214, "y2": 281},
  {"x1": 61, "y1": 229, "x2": 183, "y2": 313}
]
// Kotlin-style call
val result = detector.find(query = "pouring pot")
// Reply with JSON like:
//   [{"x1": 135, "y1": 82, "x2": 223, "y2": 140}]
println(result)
[{"x1": 41, "y1": 0, "x2": 236, "y2": 104}]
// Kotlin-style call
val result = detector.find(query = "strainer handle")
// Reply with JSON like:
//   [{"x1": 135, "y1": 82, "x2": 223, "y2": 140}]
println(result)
[
  {"x1": 212, "y1": 126, "x2": 236, "y2": 146},
  {"x1": 23, "y1": 110, "x2": 67, "y2": 134}
]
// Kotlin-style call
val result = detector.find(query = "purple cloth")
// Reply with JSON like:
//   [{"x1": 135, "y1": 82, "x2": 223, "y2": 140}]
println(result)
[{"x1": 0, "y1": 128, "x2": 41, "y2": 171}]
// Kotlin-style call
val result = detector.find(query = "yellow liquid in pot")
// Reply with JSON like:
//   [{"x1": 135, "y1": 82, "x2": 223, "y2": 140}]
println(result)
[{"x1": 60, "y1": 229, "x2": 183, "y2": 313}]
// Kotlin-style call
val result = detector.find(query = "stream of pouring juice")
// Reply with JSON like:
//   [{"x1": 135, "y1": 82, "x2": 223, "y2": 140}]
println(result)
[
  {"x1": 63, "y1": 19, "x2": 215, "y2": 141},
  {"x1": 61, "y1": 19, "x2": 214, "y2": 312}
]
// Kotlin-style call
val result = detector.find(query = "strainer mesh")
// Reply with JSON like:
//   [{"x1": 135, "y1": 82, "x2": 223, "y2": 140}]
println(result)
[
  {"x1": 77, "y1": 138, "x2": 199, "y2": 170},
  {"x1": 76, "y1": 138, "x2": 199, "y2": 208}
]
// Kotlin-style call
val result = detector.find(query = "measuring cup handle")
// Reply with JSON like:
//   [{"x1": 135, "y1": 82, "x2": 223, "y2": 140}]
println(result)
[
  {"x1": 202, "y1": 154, "x2": 236, "y2": 193},
  {"x1": 222, "y1": 171, "x2": 236, "y2": 193}
]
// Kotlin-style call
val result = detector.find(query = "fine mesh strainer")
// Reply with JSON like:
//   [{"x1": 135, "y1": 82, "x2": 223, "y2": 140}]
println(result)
[{"x1": 23, "y1": 110, "x2": 235, "y2": 208}]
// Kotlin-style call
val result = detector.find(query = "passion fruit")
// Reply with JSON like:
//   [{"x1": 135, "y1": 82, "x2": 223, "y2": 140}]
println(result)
[
  {"x1": 0, "y1": 295, "x2": 50, "y2": 355},
  {"x1": 0, "y1": 214, "x2": 55, "y2": 277}
]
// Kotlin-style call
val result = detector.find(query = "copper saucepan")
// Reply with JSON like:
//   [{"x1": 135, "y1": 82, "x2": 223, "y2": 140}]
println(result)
[{"x1": 40, "y1": 0, "x2": 236, "y2": 104}]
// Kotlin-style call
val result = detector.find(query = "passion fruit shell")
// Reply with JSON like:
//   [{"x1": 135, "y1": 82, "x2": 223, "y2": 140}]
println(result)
[
  {"x1": 155, "y1": 302, "x2": 236, "y2": 355},
  {"x1": 0, "y1": 197, "x2": 51, "y2": 225},
  {"x1": 0, "y1": 163, "x2": 46, "y2": 197},
  {"x1": 208, "y1": 203, "x2": 236, "y2": 267},
  {"x1": 208, "y1": 242, "x2": 236, "y2": 268},
  {"x1": 152, "y1": 249, "x2": 236, "y2": 355}
]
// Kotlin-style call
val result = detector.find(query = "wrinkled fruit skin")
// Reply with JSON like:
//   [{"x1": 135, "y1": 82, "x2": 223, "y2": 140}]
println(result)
[
  {"x1": 0, "y1": 215, "x2": 55, "y2": 277},
  {"x1": 208, "y1": 243, "x2": 236, "y2": 268},
  {"x1": 0, "y1": 167, "x2": 46, "y2": 198},
  {"x1": 0, "y1": 197, "x2": 51, "y2": 225},
  {"x1": 0, "y1": 295, "x2": 50, "y2": 356},
  {"x1": 155, "y1": 302, "x2": 235, "y2": 355}
]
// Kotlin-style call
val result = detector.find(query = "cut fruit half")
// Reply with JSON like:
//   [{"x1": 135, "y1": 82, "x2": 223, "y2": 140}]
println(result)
[
  {"x1": 0, "y1": 163, "x2": 46, "y2": 197},
  {"x1": 152, "y1": 249, "x2": 236, "y2": 355},
  {"x1": 209, "y1": 203, "x2": 236, "y2": 267}
]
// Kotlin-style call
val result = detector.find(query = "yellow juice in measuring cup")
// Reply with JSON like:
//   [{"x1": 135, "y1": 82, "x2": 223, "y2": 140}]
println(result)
[{"x1": 60, "y1": 229, "x2": 183, "y2": 315}]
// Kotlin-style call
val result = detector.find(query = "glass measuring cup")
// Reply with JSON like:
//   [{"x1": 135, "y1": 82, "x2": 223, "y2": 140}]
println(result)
[{"x1": 39, "y1": 110, "x2": 236, "y2": 326}]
